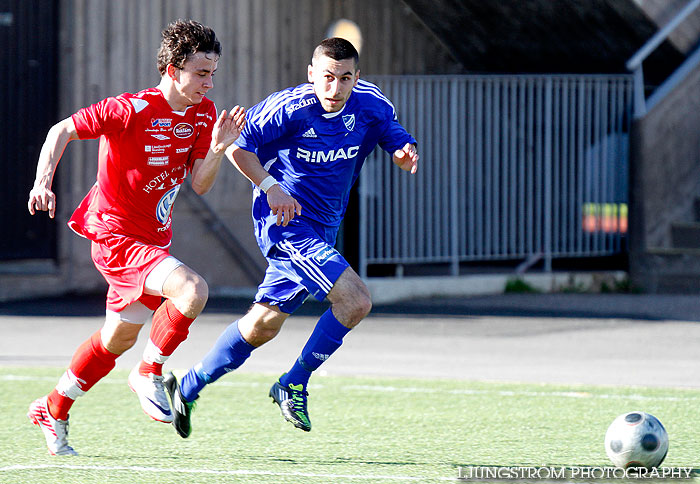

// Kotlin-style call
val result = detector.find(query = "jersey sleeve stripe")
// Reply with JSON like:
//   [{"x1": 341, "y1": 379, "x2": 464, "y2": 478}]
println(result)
[
  {"x1": 249, "y1": 91, "x2": 290, "y2": 125},
  {"x1": 353, "y1": 80, "x2": 397, "y2": 115},
  {"x1": 252, "y1": 85, "x2": 315, "y2": 128}
]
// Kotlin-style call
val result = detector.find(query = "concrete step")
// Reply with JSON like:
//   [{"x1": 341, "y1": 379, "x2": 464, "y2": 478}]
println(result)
[
  {"x1": 638, "y1": 247, "x2": 700, "y2": 293},
  {"x1": 671, "y1": 222, "x2": 700, "y2": 249}
]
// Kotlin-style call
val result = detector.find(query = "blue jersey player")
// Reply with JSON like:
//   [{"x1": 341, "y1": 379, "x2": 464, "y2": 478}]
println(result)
[{"x1": 164, "y1": 37, "x2": 418, "y2": 437}]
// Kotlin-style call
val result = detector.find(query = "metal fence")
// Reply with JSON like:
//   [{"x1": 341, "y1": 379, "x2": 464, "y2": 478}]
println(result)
[{"x1": 359, "y1": 74, "x2": 634, "y2": 277}]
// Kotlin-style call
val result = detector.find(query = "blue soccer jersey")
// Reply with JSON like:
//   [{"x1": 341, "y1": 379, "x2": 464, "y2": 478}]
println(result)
[{"x1": 235, "y1": 79, "x2": 416, "y2": 234}]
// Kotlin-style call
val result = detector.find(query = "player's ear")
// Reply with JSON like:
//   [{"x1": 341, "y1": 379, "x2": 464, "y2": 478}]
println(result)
[
  {"x1": 167, "y1": 64, "x2": 179, "y2": 81},
  {"x1": 308, "y1": 64, "x2": 315, "y2": 83},
  {"x1": 354, "y1": 69, "x2": 360, "y2": 86}
]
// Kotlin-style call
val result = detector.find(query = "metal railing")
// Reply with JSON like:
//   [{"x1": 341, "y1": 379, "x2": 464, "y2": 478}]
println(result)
[
  {"x1": 359, "y1": 74, "x2": 634, "y2": 278},
  {"x1": 627, "y1": 0, "x2": 700, "y2": 118}
]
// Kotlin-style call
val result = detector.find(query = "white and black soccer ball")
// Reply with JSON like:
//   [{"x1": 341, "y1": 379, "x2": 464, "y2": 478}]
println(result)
[{"x1": 604, "y1": 411, "x2": 669, "y2": 469}]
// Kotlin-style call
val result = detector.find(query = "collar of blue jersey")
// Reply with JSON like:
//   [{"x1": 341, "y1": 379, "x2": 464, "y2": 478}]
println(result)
[{"x1": 321, "y1": 103, "x2": 346, "y2": 119}]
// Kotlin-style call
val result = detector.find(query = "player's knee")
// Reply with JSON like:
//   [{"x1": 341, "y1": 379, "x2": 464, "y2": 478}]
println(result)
[
  {"x1": 256, "y1": 324, "x2": 282, "y2": 344},
  {"x1": 179, "y1": 275, "x2": 209, "y2": 316},
  {"x1": 352, "y1": 292, "x2": 372, "y2": 320},
  {"x1": 110, "y1": 332, "x2": 139, "y2": 353},
  {"x1": 103, "y1": 306, "x2": 148, "y2": 354},
  {"x1": 240, "y1": 320, "x2": 282, "y2": 347},
  {"x1": 240, "y1": 307, "x2": 286, "y2": 346},
  {"x1": 192, "y1": 276, "x2": 209, "y2": 310},
  {"x1": 357, "y1": 296, "x2": 373, "y2": 323},
  {"x1": 339, "y1": 291, "x2": 372, "y2": 328},
  {"x1": 101, "y1": 323, "x2": 141, "y2": 354},
  {"x1": 329, "y1": 278, "x2": 372, "y2": 327}
]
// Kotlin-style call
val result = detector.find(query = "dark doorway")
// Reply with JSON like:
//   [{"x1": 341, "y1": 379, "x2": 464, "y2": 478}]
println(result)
[{"x1": 0, "y1": 0, "x2": 59, "y2": 260}]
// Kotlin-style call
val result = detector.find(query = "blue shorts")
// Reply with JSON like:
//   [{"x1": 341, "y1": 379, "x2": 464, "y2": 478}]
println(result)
[{"x1": 254, "y1": 215, "x2": 349, "y2": 314}]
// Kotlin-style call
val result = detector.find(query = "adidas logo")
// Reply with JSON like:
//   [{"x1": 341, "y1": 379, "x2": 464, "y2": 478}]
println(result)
[
  {"x1": 312, "y1": 352, "x2": 330, "y2": 362},
  {"x1": 302, "y1": 127, "x2": 317, "y2": 138}
]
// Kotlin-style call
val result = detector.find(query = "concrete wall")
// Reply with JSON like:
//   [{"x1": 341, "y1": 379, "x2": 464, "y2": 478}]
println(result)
[
  {"x1": 630, "y1": 60, "x2": 700, "y2": 251},
  {"x1": 628, "y1": 51, "x2": 700, "y2": 292}
]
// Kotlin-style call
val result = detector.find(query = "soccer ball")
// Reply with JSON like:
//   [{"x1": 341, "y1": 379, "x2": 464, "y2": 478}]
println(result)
[{"x1": 604, "y1": 411, "x2": 669, "y2": 469}]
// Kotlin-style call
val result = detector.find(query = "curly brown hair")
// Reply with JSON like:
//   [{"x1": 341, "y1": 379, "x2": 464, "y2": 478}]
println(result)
[{"x1": 157, "y1": 19, "x2": 221, "y2": 75}]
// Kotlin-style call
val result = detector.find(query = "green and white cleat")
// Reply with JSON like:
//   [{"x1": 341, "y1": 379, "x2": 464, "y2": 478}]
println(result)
[
  {"x1": 163, "y1": 372, "x2": 196, "y2": 438},
  {"x1": 269, "y1": 377, "x2": 311, "y2": 432}
]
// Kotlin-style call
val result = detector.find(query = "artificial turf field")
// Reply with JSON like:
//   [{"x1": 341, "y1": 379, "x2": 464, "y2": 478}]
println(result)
[{"x1": 1, "y1": 368, "x2": 698, "y2": 483}]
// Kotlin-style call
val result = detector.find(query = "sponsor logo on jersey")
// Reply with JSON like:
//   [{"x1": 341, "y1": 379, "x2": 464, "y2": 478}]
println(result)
[
  {"x1": 173, "y1": 123, "x2": 194, "y2": 138},
  {"x1": 302, "y1": 127, "x2": 317, "y2": 138},
  {"x1": 156, "y1": 185, "x2": 181, "y2": 224},
  {"x1": 148, "y1": 156, "x2": 169, "y2": 166},
  {"x1": 196, "y1": 112, "x2": 214, "y2": 121},
  {"x1": 343, "y1": 114, "x2": 355, "y2": 131},
  {"x1": 176, "y1": 146, "x2": 191, "y2": 153},
  {"x1": 285, "y1": 97, "x2": 317, "y2": 116},
  {"x1": 313, "y1": 245, "x2": 337, "y2": 265},
  {"x1": 150, "y1": 133, "x2": 170, "y2": 140},
  {"x1": 151, "y1": 118, "x2": 172, "y2": 127},
  {"x1": 156, "y1": 218, "x2": 172, "y2": 232},
  {"x1": 143, "y1": 169, "x2": 171, "y2": 193},
  {"x1": 296, "y1": 146, "x2": 360, "y2": 164},
  {"x1": 145, "y1": 144, "x2": 171, "y2": 154}
]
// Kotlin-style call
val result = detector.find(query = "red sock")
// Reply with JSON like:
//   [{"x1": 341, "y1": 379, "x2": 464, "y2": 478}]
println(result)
[
  {"x1": 48, "y1": 331, "x2": 118, "y2": 420},
  {"x1": 139, "y1": 299, "x2": 194, "y2": 376}
]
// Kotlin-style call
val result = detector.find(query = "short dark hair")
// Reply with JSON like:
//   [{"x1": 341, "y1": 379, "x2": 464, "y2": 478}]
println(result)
[
  {"x1": 312, "y1": 37, "x2": 359, "y2": 68},
  {"x1": 157, "y1": 19, "x2": 221, "y2": 75}
]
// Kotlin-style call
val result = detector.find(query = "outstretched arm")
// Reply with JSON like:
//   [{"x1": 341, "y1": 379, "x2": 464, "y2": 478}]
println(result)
[
  {"x1": 28, "y1": 117, "x2": 80, "y2": 218},
  {"x1": 227, "y1": 145, "x2": 302, "y2": 226},
  {"x1": 392, "y1": 142, "x2": 419, "y2": 174},
  {"x1": 190, "y1": 105, "x2": 246, "y2": 195}
]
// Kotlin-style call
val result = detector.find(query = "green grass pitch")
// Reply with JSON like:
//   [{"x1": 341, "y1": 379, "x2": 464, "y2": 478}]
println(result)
[{"x1": 1, "y1": 367, "x2": 699, "y2": 483}]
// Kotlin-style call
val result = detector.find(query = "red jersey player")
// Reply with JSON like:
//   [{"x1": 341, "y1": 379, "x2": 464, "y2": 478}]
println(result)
[{"x1": 25, "y1": 19, "x2": 245, "y2": 456}]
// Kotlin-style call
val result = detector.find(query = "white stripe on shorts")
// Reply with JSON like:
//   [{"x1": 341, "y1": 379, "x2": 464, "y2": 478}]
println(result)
[{"x1": 277, "y1": 239, "x2": 334, "y2": 294}]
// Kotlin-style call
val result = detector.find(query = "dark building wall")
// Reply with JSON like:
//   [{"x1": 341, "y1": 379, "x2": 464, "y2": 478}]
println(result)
[
  {"x1": 0, "y1": 2, "x2": 59, "y2": 261},
  {"x1": 631, "y1": 63, "x2": 700, "y2": 250},
  {"x1": 628, "y1": 57, "x2": 700, "y2": 292}
]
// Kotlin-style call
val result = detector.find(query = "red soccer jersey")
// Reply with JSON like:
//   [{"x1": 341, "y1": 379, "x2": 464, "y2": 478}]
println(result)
[{"x1": 68, "y1": 87, "x2": 216, "y2": 247}]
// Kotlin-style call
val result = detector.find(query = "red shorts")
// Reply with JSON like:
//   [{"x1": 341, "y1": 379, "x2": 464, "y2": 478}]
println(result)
[{"x1": 90, "y1": 235, "x2": 170, "y2": 312}]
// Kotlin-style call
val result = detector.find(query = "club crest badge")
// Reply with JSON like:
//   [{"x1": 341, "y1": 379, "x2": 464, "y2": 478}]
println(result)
[
  {"x1": 342, "y1": 114, "x2": 355, "y2": 131},
  {"x1": 156, "y1": 185, "x2": 181, "y2": 224}
]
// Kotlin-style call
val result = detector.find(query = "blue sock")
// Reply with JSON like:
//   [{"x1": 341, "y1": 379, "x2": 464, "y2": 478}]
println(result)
[
  {"x1": 180, "y1": 320, "x2": 255, "y2": 402},
  {"x1": 279, "y1": 309, "x2": 350, "y2": 389}
]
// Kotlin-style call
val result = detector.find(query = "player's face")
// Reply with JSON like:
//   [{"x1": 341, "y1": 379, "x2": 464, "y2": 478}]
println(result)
[
  {"x1": 172, "y1": 51, "x2": 218, "y2": 107},
  {"x1": 308, "y1": 56, "x2": 359, "y2": 113}
]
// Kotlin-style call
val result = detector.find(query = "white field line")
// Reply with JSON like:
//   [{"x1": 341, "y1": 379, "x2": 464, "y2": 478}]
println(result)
[
  {"x1": 0, "y1": 464, "x2": 454, "y2": 482},
  {"x1": 2, "y1": 374, "x2": 697, "y2": 401}
]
